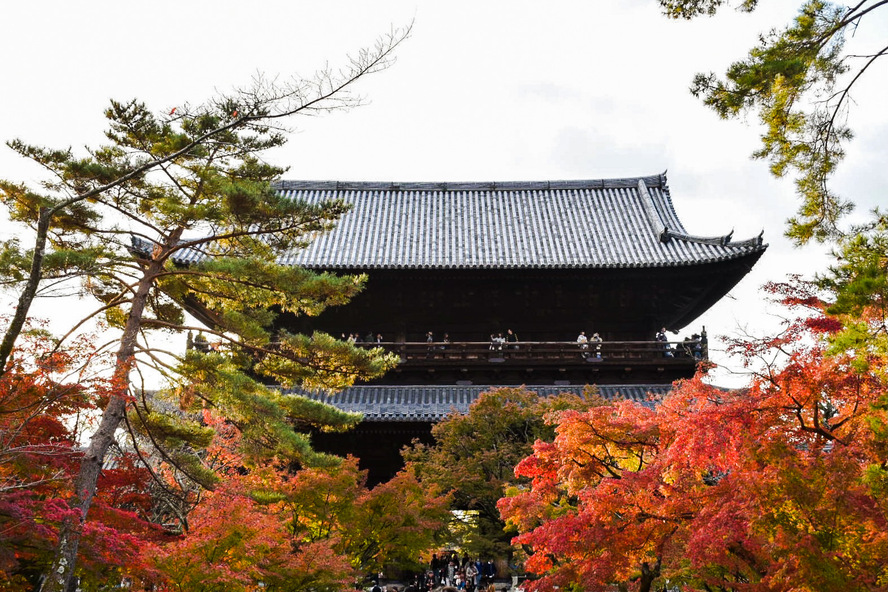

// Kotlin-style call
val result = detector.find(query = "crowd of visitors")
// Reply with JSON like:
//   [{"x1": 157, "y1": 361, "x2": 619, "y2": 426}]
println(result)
[
  {"x1": 343, "y1": 332, "x2": 385, "y2": 344},
  {"x1": 188, "y1": 326, "x2": 706, "y2": 362},
  {"x1": 423, "y1": 552, "x2": 498, "y2": 591},
  {"x1": 655, "y1": 327, "x2": 707, "y2": 359},
  {"x1": 369, "y1": 553, "x2": 500, "y2": 592}
]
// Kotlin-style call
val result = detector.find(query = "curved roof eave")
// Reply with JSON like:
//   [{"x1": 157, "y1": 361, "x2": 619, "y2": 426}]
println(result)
[{"x1": 292, "y1": 245, "x2": 768, "y2": 271}]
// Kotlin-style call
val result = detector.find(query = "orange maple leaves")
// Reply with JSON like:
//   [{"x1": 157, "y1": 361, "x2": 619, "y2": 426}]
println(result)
[{"x1": 500, "y1": 315, "x2": 887, "y2": 592}]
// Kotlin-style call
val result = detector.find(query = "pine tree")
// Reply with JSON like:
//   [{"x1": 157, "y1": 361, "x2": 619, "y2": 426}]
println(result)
[
  {"x1": 660, "y1": 0, "x2": 885, "y2": 243},
  {"x1": 0, "y1": 27, "x2": 408, "y2": 592}
]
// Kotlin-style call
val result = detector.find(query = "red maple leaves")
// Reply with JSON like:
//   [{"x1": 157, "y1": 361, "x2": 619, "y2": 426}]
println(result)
[
  {"x1": 0, "y1": 328, "x2": 163, "y2": 590},
  {"x1": 500, "y1": 306, "x2": 887, "y2": 592}
]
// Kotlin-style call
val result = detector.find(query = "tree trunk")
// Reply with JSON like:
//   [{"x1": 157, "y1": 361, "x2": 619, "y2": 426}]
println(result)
[
  {"x1": 40, "y1": 233, "x2": 179, "y2": 592},
  {"x1": 0, "y1": 207, "x2": 52, "y2": 376},
  {"x1": 637, "y1": 557, "x2": 662, "y2": 592},
  {"x1": 41, "y1": 395, "x2": 130, "y2": 592}
]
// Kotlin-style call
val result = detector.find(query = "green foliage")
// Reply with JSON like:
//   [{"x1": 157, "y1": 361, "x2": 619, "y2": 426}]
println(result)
[
  {"x1": 257, "y1": 331, "x2": 398, "y2": 391},
  {"x1": 0, "y1": 27, "x2": 410, "y2": 591},
  {"x1": 127, "y1": 403, "x2": 220, "y2": 489},
  {"x1": 0, "y1": 236, "x2": 110, "y2": 291},
  {"x1": 862, "y1": 390, "x2": 888, "y2": 507},
  {"x1": 659, "y1": 0, "x2": 759, "y2": 19},
  {"x1": 344, "y1": 467, "x2": 452, "y2": 574},
  {"x1": 403, "y1": 387, "x2": 600, "y2": 557},
  {"x1": 667, "y1": 0, "x2": 885, "y2": 243},
  {"x1": 0, "y1": 239, "x2": 29, "y2": 284},
  {"x1": 164, "y1": 258, "x2": 367, "y2": 349},
  {"x1": 0, "y1": 177, "x2": 102, "y2": 236},
  {"x1": 158, "y1": 350, "x2": 367, "y2": 469},
  {"x1": 811, "y1": 213, "x2": 888, "y2": 372}
]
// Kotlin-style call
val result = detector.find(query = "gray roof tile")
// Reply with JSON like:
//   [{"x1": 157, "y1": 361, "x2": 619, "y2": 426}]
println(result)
[
  {"x1": 140, "y1": 174, "x2": 766, "y2": 269},
  {"x1": 272, "y1": 174, "x2": 765, "y2": 270},
  {"x1": 289, "y1": 384, "x2": 671, "y2": 421}
]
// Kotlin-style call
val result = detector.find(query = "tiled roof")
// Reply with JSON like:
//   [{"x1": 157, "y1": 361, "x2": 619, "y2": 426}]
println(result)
[
  {"x1": 289, "y1": 384, "x2": 671, "y2": 422},
  {"x1": 133, "y1": 173, "x2": 765, "y2": 270},
  {"x1": 272, "y1": 174, "x2": 765, "y2": 269}
]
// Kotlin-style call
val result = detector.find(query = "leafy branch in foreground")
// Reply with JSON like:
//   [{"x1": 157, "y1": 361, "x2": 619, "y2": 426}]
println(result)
[
  {"x1": 662, "y1": 0, "x2": 887, "y2": 243},
  {"x1": 0, "y1": 24, "x2": 410, "y2": 377}
]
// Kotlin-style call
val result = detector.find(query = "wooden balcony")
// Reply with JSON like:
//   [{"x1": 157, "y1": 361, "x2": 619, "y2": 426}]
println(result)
[
  {"x1": 187, "y1": 335, "x2": 705, "y2": 385},
  {"x1": 359, "y1": 339, "x2": 706, "y2": 368}
]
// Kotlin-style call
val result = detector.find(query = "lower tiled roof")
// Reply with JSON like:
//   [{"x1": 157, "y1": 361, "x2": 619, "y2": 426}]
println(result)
[{"x1": 290, "y1": 384, "x2": 671, "y2": 421}]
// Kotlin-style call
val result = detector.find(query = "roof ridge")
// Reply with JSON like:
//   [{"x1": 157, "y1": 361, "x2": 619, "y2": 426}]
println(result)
[
  {"x1": 636, "y1": 179, "x2": 671, "y2": 242},
  {"x1": 274, "y1": 174, "x2": 666, "y2": 192}
]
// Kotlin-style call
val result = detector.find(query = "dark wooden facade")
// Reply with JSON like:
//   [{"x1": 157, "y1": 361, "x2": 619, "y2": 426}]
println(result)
[
  {"x1": 179, "y1": 175, "x2": 767, "y2": 483},
  {"x1": 283, "y1": 261, "x2": 758, "y2": 345}
]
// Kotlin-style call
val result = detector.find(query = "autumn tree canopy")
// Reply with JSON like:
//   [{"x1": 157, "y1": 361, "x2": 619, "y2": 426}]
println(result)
[
  {"x1": 142, "y1": 415, "x2": 450, "y2": 592},
  {"x1": 404, "y1": 387, "x2": 602, "y2": 558},
  {"x1": 499, "y1": 282, "x2": 887, "y2": 592},
  {"x1": 0, "y1": 328, "x2": 169, "y2": 591}
]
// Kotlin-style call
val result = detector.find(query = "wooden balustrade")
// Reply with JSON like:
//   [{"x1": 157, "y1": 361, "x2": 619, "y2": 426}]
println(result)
[
  {"x1": 356, "y1": 340, "x2": 706, "y2": 365},
  {"x1": 188, "y1": 336, "x2": 707, "y2": 368}
]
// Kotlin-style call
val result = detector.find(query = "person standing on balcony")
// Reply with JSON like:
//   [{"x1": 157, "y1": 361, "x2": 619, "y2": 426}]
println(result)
[
  {"x1": 506, "y1": 328, "x2": 519, "y2": 350},
  {"x1": 426, "y1": 331, "x2": 435, "y2": 357},
  {"x1": 577, "y1": 330, "x2": 588, "y2": 358},
  {"x1": 656, "y1": 327, "x2": 673, "y2": 358},
  {"x1": 590, "y1": 332, "x2": 602, "y2": 358}
]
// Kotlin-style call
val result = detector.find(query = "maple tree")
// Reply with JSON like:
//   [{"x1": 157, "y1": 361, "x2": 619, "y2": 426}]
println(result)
[
  {"x1": 341, "y1": 466, "x2": 452, "y2": 576},
  {"x1": 251, "y1": 453, "x2": 450, "y2": 579},
  {"x1": 403, "y1": 387, "x2": 600, "y2": 558},
  {"x1": 0, "y1": 326, "x2": 168, "y2": 591},
  {"x1": 141, "y1": 415, "x2": 450, "y2": 591},
  {"x1": 499, "y1": 284, "x2": 887, "y2": 592},
  {"x1": 142, "y1": 477, "x2": 355, "y2": 592}
]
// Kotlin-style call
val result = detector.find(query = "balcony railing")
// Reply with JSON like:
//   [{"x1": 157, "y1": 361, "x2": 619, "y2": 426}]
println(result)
[
  {"x1": 357, "y1": 340, "x2": 706, "y2": 365},
  {"x1": 186, "y1": 333, "x2": 707, "y2": 368}
]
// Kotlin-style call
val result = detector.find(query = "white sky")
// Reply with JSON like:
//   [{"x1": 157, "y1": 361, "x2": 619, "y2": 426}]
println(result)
[{"x1": 2, "y1": 0, "x2": 886, "y2": 387}]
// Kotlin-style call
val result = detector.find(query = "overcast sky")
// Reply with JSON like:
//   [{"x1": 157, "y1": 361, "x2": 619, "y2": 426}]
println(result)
[{"x1": 2, "y1": 1, "x2": 886, "y2": 387}]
